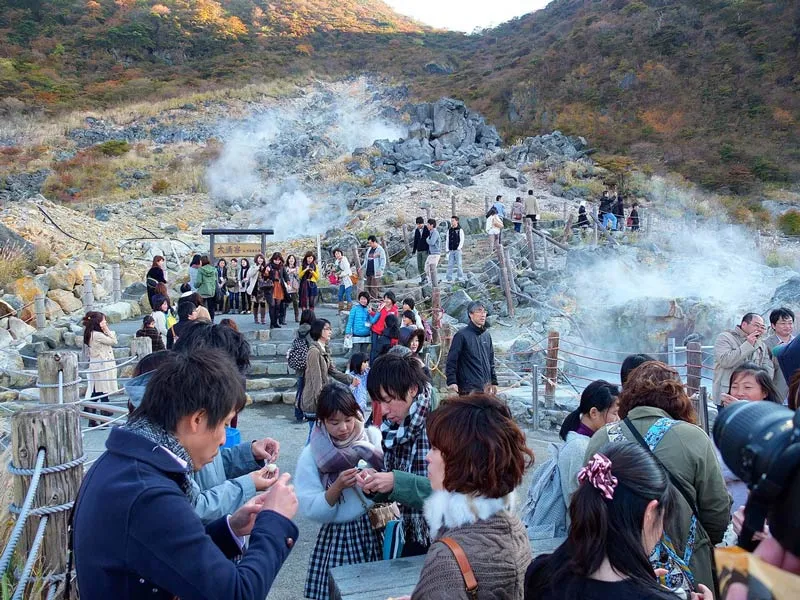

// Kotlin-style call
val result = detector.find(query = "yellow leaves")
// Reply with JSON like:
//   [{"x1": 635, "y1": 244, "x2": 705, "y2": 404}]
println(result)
[
  {"x1": 150, "y1": 4, "x2": 171, "y2": 17},
  {"x1": 295, "y1": 43, "x2": 314, "y2": 56},
  {"x1": 772, "y1": 107, "x2": 795, "y2": 127},
  {"x1": 224, "y1": 16, "x2": 248, "y2": 37},
  {"x1": 639, "y1": 108, "x2": 685, "y2": 135}
]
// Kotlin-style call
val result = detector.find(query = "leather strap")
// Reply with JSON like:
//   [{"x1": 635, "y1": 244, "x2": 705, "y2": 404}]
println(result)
[{"x1": 439, "y1": 537, "x2": 478, "y2": 598}]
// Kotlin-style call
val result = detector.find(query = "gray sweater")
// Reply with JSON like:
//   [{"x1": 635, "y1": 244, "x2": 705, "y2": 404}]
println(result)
[{"x1": 427, "y1": 227, "x2": 441, "y2": 255}]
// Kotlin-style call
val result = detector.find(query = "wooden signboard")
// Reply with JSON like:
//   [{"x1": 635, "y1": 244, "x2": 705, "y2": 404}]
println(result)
[{"x1": 213, "y1": 242, "x2": 263, "y2": 258}]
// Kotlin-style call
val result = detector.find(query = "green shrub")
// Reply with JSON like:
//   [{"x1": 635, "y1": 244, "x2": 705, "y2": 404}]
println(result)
[
  {"x1": 151, "y1": 178, "x2": 170, "y2": 194},
  {"x1": 778, "y1": 210, "x2": 800, "y2": 235},
  {"x1": 97, "y1": 140, "x2": 131, "y2": 156}
]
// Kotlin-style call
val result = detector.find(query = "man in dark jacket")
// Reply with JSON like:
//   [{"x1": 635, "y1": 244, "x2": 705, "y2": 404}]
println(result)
[
  {"x1": 446, "y1": 301, "x2": 498, "y2": 395},
  {"x1": 73, "y1": 349, "x2": 299, "y2": 600},
  {"x1": 411, "y1": 215, "x2": 429, "y2": 284}
]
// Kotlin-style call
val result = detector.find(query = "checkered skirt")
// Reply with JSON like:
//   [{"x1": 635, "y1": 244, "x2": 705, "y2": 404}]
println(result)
[{"x1": 304, "y1": 512, "x2": 383, "y2": 600}]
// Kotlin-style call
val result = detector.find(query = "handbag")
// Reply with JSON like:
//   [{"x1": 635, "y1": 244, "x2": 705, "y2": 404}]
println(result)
[
  {"x1": 343, "y1": 335, "x2": 353, "y2": 350},
  {"x1": 367, "y1": 502, "x2": 401, "y2": 531},
  {"x1": 350, "y1": 274, "x2": 359, "y2": 285},
  {"x1": 439, "y1": 537, "x2": 478, "y2": 600},
  {"x1": 327, "y1": 273, "x2": 339, "y2": 285}
]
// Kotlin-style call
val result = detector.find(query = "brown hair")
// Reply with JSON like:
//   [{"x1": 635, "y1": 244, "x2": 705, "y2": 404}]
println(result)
[
  {"x1": 426, "y1": 393, "x2": 534, "y2": 498},
  {"x1": 82, "y1": 311, "x2": 107, "y2": 346},
  {"x1": 617, "y1": 361, "x2": 697, "y2": 424},
  {"x1": 788, "y1": 370, "x2": 800, "y2": 411},
  {"x1": 151, "y1": 255, "x2": 164, "y2": 267},
  {"x1": 154, "y1": 282, "x2": 169, "y2": 298},
  {"x1": 219, "y1": 318, "x2": 239, "y2": 333}
]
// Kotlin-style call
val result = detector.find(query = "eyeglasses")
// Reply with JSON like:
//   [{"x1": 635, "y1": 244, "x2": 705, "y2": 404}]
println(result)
[{"x1": 323, "y1": 326, "x2": 332, "y2": 331}]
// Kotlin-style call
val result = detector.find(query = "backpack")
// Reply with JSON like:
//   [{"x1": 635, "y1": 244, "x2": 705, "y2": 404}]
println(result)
[
  {"x1": 511, "y1": 203, "x2": 524, "y2": 221},
  {"x1": 287, "y1": 335, "x2": 309, "y2": 372},
  {"x1": 520, "y1": 442, "x2": 568, "y2": 543},
  {"x1": 608, "y1": 418, "x2": 698, "y2": 594}
]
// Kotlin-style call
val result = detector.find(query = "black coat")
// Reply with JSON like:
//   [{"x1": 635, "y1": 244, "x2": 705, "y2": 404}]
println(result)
[
  {"x1": 445, "y1": 321, "x2": 497, "y2": 393},
  {"x1": 412, "y1": 226, "x2": 429, "y2": 254}
]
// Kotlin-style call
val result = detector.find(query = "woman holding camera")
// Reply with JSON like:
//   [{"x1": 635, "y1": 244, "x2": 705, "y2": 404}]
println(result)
[{"x1": 585, "y1": 361, "x2": 730, "y2": 594}]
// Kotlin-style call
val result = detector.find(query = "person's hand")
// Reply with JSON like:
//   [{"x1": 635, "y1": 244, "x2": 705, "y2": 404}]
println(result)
[
  {"x1": 333, "y1": 467, "x2": 359, "y2": 491},
  {"x1": 724, "y1": 536, "x2": 800, "y2": 600},
  {"x1": 485, "y1": 384, "x2": 498, "y2": 395},
  {"x1": 258, "y1": 472, "x2": 298, "y2": 520},
  {"x1": 229, "y1": 495, "x2": 266, "y2": 537},
  {"x1": 351, "y1": 377, "x2": 361, "y2": 387},
  {"x1": 690, "y1": 584, "x2": 713, "y2": 600},
  {"x1": 250, "y1": 465, "x2": 280, "y2": 491},
  {"x1": 355, "y1": 468, "x2": 377, "y2": 489},
  {"x1": 720, "y1": 393, "x2": 739, "y2": 408},
  {"x1": 746, "y1": 330, "x2": 761, "y2": 345},
  {"x1": 251, "y1": 437, "x2": 280, "y2": 462},
  {"x1": 731, "y1": 506, "x2": 769, "y2": 541},
  {"x1": 447, "y1": 384, "x2": 458, "y2": 393},
  {"x1": 359, "y1": 471, "x2": 394, "y2": 495}
]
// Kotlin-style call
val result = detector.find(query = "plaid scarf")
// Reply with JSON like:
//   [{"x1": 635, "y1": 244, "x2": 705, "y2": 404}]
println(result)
[
  {"x1": 123, "y1": 416, "x2": 196, "y2": 501},
  {"x1": 309, "y1": 418, "x2": 384, "y2": 489},
  {"x1": 380, "y1": 385, "x2": 432, "y2": 547}
]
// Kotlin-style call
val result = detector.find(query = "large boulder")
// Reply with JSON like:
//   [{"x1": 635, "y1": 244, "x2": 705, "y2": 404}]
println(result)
[
  {"x1": 32, "y1": 326, "x2": 63, "y2": 349},
  {"x1": 12, "y1": 276, "x2": 47, "y2": 304},
  {"x1": 443, "y1": 289, "x2": 474, "y2": 324},
  {"x1": 68, "y1": 261, "x2": 97, "y2": 285},
  {"x1": 0, "y1": 298, "x2": 17, "y2": 319},
  {"x1": 0, "y1": 348, "x2": 35, "y2": 388},
  {"x1": 104, "y1": 301, "x2": 133, "y2": 323},
  {"x1": 43, "y1": 298, "x2": 65, "y2": 321},
  {"x1": 7, "y1": 316, "x2": 35, "y2": 340},
  {"x1": 122, "y1": 282, "x2": 147, "y2": 300},
  {"x1": 47, "y1": 289, "x2": 83, "y2": 313},
  {"x1": 0, "y1": 328, "x2": 12, "y2": 349},
  {"x1": 47, "y1": 268, "x2": 78, "y2": 291}
]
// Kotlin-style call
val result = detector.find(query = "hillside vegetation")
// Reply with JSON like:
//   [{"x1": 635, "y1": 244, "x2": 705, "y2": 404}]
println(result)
[{"x1": 1, "y1": 0, "x2": 799, "y2": 195}]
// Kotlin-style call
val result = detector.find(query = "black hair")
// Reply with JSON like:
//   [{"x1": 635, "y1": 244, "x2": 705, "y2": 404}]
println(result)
[
  {"x1": 177, "y1": 301, "x2": 197, "y2": 320},
  {"x1": 309, "y1": 318, "x2": 330, "y2": 341},
  {"x1": 384, "y1": 314, "x2": 400, "y2": 339},
  {"x1": 333, "y1": 248, "x2": 343, "y2": 257},
  {"x1": 769, "y1": 307, "x2": 795, "y2": 326},
  {"x1": 741, "y1": 312, "x2": 761, "y2": 325},
  {"x1": 495, "y1": 195, "x2": 502, "y2": 201},
  {"x1": 367, "y1": 351, "x2": 430, "y2": 405},
  {"x1": 173, "y1": 322, "x2": 251, "y2": 374},
  {"x1": 200, "y1": 255, "x2": 210, "y2": 266},
  {"x1": 180, "y1": 282, "x2": 191, "y2": 293},
  {"x1": 368, "y1": 235, "x2": 377, "y2": 243},
  {"x1": 316, "y1": 383, "x2": 362, "y2": 422},
  {"x1": 527, "y1": 442, "x2": 676, "y2": 598},
  {"x1": 528, "y1": 189, "x2": 534, "y2": 195},
  {"x1": 402, "y1": 310, "x2": 416, "y2": 323},
  {"x1": 621, "y1": 353, "x2": 656, "y2": 386},
  {"x1": 559, "y1": 380, "x2": 619, "y2": 441},
  {"x1": 427, "y1": 218, "x2": 436, "y2": 227},
  {"x1": 142, "y1": 315, "x2": 155, "y2": 327},
  {"x1": 486, "y1": 207, "x2": 497, "y2": 218},
  {"x1": 402, "y1": 297, "x2": 415, "y2": 309},
  {"x1": 451, "y1": 215, "x2": 459, "y2": 223},
  {"x1": 348, "y1": 352, "x2": 368, "y2": 375},
  {"x1": 357, "y1": 291, "x2": 370, "y2": 303},
  {"x1": 400, "y1": 327, "x2": 425, "y2": 354},
  {"x1": 131, "y1": 349, "x2": 246, "y2": 432},
  {"x1": 82, "y1": 311, "x2": 106, "y2": 346},
  {"x1": 383, "y1": 291, "x2": 396, "y2": 303},
  {"x1": 729, "y1": 361, "x2": 782, "y2": 403},
  {"x1": 132, "y1": 350, "x2": 171, "y2": 377},
  {"x1": 415, "y1": 216, "x2": 424, "y2": 224},
  {"x1": 190, "y1": 254, "x2": 202, "y2": 267},
  {"x1": 300, "y1": 309, "x2": 316, "y2": 325}
]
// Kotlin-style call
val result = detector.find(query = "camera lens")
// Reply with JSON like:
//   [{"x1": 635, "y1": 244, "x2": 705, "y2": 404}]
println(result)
[{"x1": 713, "y1": 401, "x2": 795, "y2": 486}]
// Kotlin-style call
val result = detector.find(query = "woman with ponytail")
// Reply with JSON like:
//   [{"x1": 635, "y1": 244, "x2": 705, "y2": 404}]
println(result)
[{"x1": 525, "y1": 442, "x2": 713, "y2": 600}]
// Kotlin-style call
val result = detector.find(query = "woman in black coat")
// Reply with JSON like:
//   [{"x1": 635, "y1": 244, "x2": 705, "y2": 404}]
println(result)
[{"x1": 146, "y1": 255, "x2": 167, "y2": 309}]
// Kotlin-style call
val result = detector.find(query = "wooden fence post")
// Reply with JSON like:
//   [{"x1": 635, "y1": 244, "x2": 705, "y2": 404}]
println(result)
[
  {"x1": 593, "y1": 206, "x2": 599, "y2": 245},
  {"x1": 351, "y1": 244, "x2": 363, "y2": 293},
  {"x1": 562, "y1": 201, "x2": 567, "y2": 222},
  {"x1": 130, "y1": 336, "x2": 153, "y2": 361},
  {"x1": 34, "y1": 294, "x2": 46, "y2": 330},
  {"x1": 12, "y1": 402, "x2": 83, "y2": 575},
  {"x1": 496, "y1": 246, "x2": 514, "y2": 318},
  {"x1": 82, "y1": 274, "x2": 94, "y2": 310},
  {"x1": 544, "y1": 331, "x2": 560, "y2": 408},
  {"x1": 38, "y1": 351, "x2": 79, "y2": 405},
  {"x1": 525, "y1": 219, "x2": 536, "y2": 268},
  {"x1": 531, "y1": 364, "x2": 540, "y2": 431},
  {"x1": 112, "y1": 263, "x2": 122, "y2": 303},
  {"x1": 505, "y1": 247, "x2": 517, "y2": 293},
  {"x1": 686, "y1": 341, "x2": 702, "y2": 397},
  {"x1": 431, "y1": 286, "x2": 441, "y2": 345},
  {"x1": 424, "y1": 207, "x2": 431, "y2": 222},
  {"x1": 450, "y1": 192, "x2": 456, "y2": 218}
]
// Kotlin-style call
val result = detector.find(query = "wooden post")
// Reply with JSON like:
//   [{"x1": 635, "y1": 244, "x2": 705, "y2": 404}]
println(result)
[
  {"x1": 544, "y1": 331, "x2": 560, "y2": 408},
  {"x1": 496, "y1": 246, "x2": 514, "y2": 318},
  {"x1": 351, "y1": 244, "x2": 363, "y2": 293},
  {"x1": 668, "y1": 338, "x2": 676, "y2": 366},
  {"x1": 209, "y1": 233, "x2": 215, "y2": 265},
  {"x1": 130, "y1": 336, "x2": 153, "y2": 361},
  {"x1": 531, "y1": 364, "x2": 540, "y2": 431},
  {"x1": 450, "y1": 192, "x2": 456, "y2": 218},
  {"x1": 34, "y1": 294, "x2": 46, "y2": 329},
  {"x1": 483, "y1": 195, "x2": 489, "y2": 214},
  {"x1": 686, "y1": 341, "x2": 702, "y2": 397},
  {"x1": 431, "y1": 287, "x2": 441, "y2": 345},
  {"x1": 112, "y1": 263, "x2": 122, "y2": 302},
  {"x1": 12, "y1": 403, "x2": 83, "y2": 574},
  {"x1": 525, "y1": 219, "x2": 536, "y2": 268},
  {"x1": 401, "y1": 223, "x2": 410, "y2": 254},
  {"x1": 562, "y1": 201, "x2": 567, "y2": 222},
  {"x1": 260, "y1": 233, "x2": 267, "y2": 257},
  {"x1": 593, "y1": 206, "x2": 599, "y2": 245},
  {"x1": 37, "y1": 351, "x2": 79, "y2": 405},
  {"x1": 505, "y1": 247, "x2": 517, "y2": 293},
  {"x1": 427, "y1": 258, "x2": 439, "y2": 289},
  {"x1": 541, "y1": 234, "x2": 549, "y2": 271},
  {"x1": 82, "y1": 273, "x2": 94, "y2": 310}
]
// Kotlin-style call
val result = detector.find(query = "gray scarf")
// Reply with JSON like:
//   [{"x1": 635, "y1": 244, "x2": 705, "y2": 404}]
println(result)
[{"x1": 123, "y1": 417, "x2": 196, "y2": 501}]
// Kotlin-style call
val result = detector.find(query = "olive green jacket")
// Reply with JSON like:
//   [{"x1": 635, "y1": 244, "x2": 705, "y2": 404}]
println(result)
[{"x1": 585, "y1": 406, "x2": 731, "y2": 591}]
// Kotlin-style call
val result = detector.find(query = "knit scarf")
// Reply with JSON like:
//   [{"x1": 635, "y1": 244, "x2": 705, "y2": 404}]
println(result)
[
  {"x1": 381, "y1": 385, "x2": 433, "y2": 546},
  {"x1": 309, "y1": 418, "x2": 384, "y2": 489},
  {"x1": 123, "y1": 416, "x2": 196, "y2": 501}
]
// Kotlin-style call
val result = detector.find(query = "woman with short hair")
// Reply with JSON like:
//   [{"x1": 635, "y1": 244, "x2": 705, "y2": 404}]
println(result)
[{"x1": 409, "y1": 393, "x2": 534, "y2": 599}]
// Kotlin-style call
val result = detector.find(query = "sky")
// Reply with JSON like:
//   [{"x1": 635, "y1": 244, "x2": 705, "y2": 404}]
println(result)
[{"x1": 385, "y1": 0, "x2": 552, "y2": 33}]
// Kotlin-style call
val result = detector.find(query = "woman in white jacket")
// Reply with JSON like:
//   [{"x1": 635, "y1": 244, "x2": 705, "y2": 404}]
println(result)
[
  {"x1": 485, "y1": 206, "x2": 504, "y2": 250},
  {"x1": 295, "y1": 383, "x2": 385, "y2": 600},
  {"x1": 333, "y1": 248, "x2": 353, "y2": 311},
  {"x1": 82, "y1": 311, "x2": 118, "y2": 427}
]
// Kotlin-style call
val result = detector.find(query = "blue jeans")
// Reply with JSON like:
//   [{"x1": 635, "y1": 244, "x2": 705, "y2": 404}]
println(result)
[
  {"x1": 447, "y1": 250, "x2": 464, "y2": 280},
  {"x1": 601, "y1": 213, "x2": 617, "y2": 230},
  {"x1": 305, "y1": 415, "x2": 316, "y2": 445},
  {"x1": 338, "y1": 285, "x2": 352, "y2": 302},
  {"x1": 227, "y1": 291, "x2": 238, "y2": 310}
]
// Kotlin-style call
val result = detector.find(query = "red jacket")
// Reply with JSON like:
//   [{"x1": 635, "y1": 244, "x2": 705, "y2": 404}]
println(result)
[{"x1": 369, "y1": 305, "x2": 398, "y2": 335}]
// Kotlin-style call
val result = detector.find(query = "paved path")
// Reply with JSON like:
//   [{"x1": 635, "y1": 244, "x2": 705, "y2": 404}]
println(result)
[{"x1": 83, "y1": 401, "x2": 555, "y2": 599}]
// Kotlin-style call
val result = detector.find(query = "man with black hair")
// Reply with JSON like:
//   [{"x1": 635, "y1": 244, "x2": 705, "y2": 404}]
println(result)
[
  {"x1": 713, "y1": 312, "x2": 773, "y2": 404},
  {"x1": 423, "y1": 218, "x2": 441, "y2": 284},
  {"x1": 411, "y1": 215, "x2": 429, "y2": 284},
  {"x1": 364, "y1": 236, "x2": 386, "y2": 300},
  {"x1": 765, "y1": 307, "x2": 795, "y2": 400},
  {"x1": 73, "y1": 349, "x2": 299, "y2": 599},
  {"x1": 446, "y1": 215, "x2": 465, "y2": 283},
  {"x1": 445, "y1": 301, "x2": 498, "y2": 395}
]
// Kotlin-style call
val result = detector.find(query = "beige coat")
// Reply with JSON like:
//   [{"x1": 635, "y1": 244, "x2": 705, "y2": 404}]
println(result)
[
  {"x1": 412, "y1": 491, "x2": 530, "y2": 600},
  {"x1": 299, "y1": 340, "x2": 352, "y2": 414},
  {"x1": 524, "y1": 195, "x2": 539, "y2": 216},
  {"x1": 712, "y1": 326, "x2": 773, "y2": 403},
  {"x1": 86, "y1": 330, "x2": 118, "y2": 395}
]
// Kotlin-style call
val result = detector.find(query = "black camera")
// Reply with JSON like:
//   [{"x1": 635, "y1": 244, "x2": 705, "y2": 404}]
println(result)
[{"x1": 713, "y1": 401, "x2": 800, "y2": 554}]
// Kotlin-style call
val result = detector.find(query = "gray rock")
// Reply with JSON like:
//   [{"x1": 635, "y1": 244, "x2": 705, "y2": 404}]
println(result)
[
  {"x1": 1, "y1": 169, "x2": 52, "y2": 202},
  {"x1": 122, "y1": 282, "x2": 147, "y2": 300},
  {"x1": 7, "y1": 317, "x2": 35, "y2": 341},
  {"x1": 443, "y1": 289, "x2": 474, "y2": 323},
  {"x1": 32, "y1": 326, "x2": 63, "y2": 349},
  {"x1": 0, "y1": 328, "x2": 12, "y2": 349}
]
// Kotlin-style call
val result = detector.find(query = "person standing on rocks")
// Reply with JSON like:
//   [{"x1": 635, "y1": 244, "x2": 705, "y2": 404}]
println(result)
[
  {"x1": 629, "y1": 202, "x2": 641, "y2": 231},
  {"x1": 445, "y1": 216, "x2": 465, "y2": 283},
  {"x1": 423, "y1": 219, "x2": 441, "y2": 285},
  {"x1": 511, "y1": 197, "x2": 525, "y2": 233},
  {"x1": 333, "y1": 248, "x2": 353, "y2": 312},
  {"x1": 764, "y1": 307, "x2": 795, "y2": 401},
  {"x1": 485, "y1": 207, "x2": 504, "y2": 251},
  {"x1": 345, "y1": 291, "x2": 372, "y2": 357},
  {"x1": 195, "y1": 256, "x2": 218, "y2": 322},
  {"x1": 712, "y1": 312, "x2": 773, "y2": 405},
  {"x1": 445, "y1": 301, "x2": 497, "y2": 395},
  {"x1": 83, "y1": 311, "x2": 118, "y2": 427},
  {"x1": 525, "y1": 189, "x2": 540, "y2": 230},
  {"x1": 411, "y1": 216, "x2": 429, "y2": 285},
  {"x1": 284, "y1": 254, "x2": 301, "y2": 323},
  {"x1": 364, "y1": 236, "x2": 386, "y2": 301},
  {"x1": 299, "y1": 251, "x2": 320, "y2": 311},
  {"x1": 146, "y1": 255, "x2": 168, "y2": 310}
]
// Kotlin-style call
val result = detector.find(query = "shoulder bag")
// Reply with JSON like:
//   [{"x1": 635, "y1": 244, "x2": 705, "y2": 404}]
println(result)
[{"x1": 439, "y1": 537, "x2": 478, "y2": 600}]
